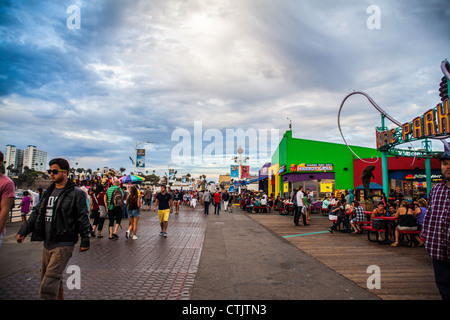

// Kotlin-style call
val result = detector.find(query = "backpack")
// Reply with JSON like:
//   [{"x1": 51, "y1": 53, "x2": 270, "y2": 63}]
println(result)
[{"x1": 112, "y1": 188, "x2": 124, "y2": 207}]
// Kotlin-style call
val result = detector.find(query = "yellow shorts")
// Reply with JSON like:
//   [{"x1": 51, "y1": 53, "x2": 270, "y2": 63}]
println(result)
[{"x1": 158, "y1": 209, "x2": 170, "y2": 223}]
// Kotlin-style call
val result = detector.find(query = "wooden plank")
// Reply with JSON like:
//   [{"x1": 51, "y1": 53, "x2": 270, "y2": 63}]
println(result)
[{"x1": 249, "y1": 212, "x2": 441, "y2": 300}]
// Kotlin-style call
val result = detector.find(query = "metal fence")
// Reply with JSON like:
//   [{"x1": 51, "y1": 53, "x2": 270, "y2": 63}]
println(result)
[{"x1": 9, "y1": 198, "x2": 24, "y2": 223}]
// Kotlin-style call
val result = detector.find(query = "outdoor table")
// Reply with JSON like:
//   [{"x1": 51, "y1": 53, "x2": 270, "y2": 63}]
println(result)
[
  {"x1": 284, "y1": 203, "x2": 295, "y2": 215},
  {"x1": 373, "y1": 216, "x2": 399, "y2": 243}
]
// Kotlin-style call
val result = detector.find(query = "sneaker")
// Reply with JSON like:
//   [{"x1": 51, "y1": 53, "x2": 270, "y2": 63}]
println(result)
[
  {"x1": 163, "y1": 232, "x2": 167, "y2": 237},
  {"x1": 132, "y1": 235, "x2": 138, "y2": 240},
  {"x1": 328, "y1": 228, "x2": 334, "y2": 234},
  {"x1": 126, "y1": 230, "x2": 130, "y2": 239},
  {"x1": 159, "y1": 232, "x2": 164, "y2": 236}
]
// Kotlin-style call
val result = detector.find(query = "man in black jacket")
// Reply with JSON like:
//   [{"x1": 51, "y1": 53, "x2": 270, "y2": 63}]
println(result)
[{"x1": 16, "y1": 158, "x2": 91, "y2": 300}]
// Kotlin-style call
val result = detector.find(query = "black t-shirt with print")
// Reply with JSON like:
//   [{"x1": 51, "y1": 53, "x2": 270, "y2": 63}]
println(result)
[{"x1": 44, "y1": 187, "x2": 76, "y2": 249}]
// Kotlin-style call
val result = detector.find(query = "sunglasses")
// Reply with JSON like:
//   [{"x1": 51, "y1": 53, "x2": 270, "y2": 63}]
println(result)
[{"x1": 47, "y1": 169, "x2": 67, "y2": 175}]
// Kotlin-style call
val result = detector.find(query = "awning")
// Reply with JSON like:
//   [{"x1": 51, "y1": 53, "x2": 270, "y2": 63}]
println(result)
[
  {"x1": 355, "y1": 182, "x2": 383, "y2": 190},
  {"x1": 248, "y1": 177, "x2": 267, "y2": 183}
]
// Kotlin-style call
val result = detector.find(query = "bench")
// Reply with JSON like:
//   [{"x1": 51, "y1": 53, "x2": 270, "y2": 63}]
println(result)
[
  {"x1": 362, "y1": 225, "x2": 386, "y2": 243},
  {"x1": 354, "y1": 221, "x2": 372, "y2": 225},
  {"x1": 398, "y1": 230, "x2": 423, "y2": 247},
  {"x1": 253, "y1": 205, "x2": 271, "y2": 213}
]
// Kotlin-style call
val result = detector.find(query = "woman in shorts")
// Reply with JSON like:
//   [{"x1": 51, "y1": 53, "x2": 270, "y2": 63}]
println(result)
[
  {"x1": 391, "y1": 200, "x2": 423, "y2": 247},
  {"x1": 126, "y1": 186, "x2": 141, "y2": 240}
]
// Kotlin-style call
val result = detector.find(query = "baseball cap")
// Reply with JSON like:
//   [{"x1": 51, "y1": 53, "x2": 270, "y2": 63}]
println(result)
[{"x1": 440, "y1": 151, "x2": 450, "y2": 161}]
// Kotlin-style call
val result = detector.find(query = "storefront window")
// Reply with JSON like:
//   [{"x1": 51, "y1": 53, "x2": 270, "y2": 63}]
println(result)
[{"x1": 291, "y1": 179, "x2": 335, "y2": 201}]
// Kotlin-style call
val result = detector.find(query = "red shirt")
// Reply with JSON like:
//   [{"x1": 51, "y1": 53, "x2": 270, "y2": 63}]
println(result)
[{"x1": 214, "y1": 192, "x2": 221, "y2": 204}]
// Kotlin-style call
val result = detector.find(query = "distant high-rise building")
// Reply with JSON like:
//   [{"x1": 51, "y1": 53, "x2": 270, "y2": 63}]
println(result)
[
  {"x1": 5, "y1": 145, "x2": 23, "y2": 176},
  {"x1": 4, "y1": 144, "x2": 47, "y2": 176},
  {"x1": 23, "y1": 145, "x2": 48, "y2": 172}
]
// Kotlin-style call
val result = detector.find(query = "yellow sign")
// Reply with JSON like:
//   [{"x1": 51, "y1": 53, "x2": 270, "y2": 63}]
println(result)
[
  {"x1": 283, "y1": 182, "x2": 289, "y2": 192},
  {"x1": 320, "y1": 182, "x2": 333, "y2": 193}
]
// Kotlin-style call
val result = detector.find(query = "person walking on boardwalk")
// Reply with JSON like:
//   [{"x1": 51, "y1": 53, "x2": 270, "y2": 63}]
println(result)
[
  {"x1": 422, "y1": 151, "x2": 450, "y2": 300},
  {"x1": 142, "y1": 187, "x2": 152, "y2": 211},
  {"x1": 222, "y1": 189, "x2": 230, "y2": 211},
  {"x1": 91, "y1": 184, "x2": 107, "y2": 238},
  {"x1": 126, "y1": 185, "x2": 141, "y2": 240},
  {"x1": 15, "y1": 158, "x2": 91, "y2": 300},
  {"x1": 202, "y1": 189, "x2": 212, "y2": 215},
  {"x1": 0, "y1": 151, "x2": 15, "y2": 247},
  {"x1": 18, "y1": 191, "x2": 31, "y2": 225},
  {"x1": 173, "y1": 189, "x2": 182, "y2": 214},
  {"x1": 106, "y1": 178, "x2": 124, "y2": 240},
  {"x1": 213, "y1": 189, "x2": 221, "y2": 214},
  {"x1": 294, "y1": 186, "x2": 307, "y2": 226},
  {"x1": 154, "y1": 185, "x2": 172, "y2": 237}
]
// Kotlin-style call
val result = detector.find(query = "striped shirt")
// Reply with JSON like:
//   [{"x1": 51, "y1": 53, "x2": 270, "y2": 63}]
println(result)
[
  {"x1": 352, "y1": 206, "x2": 365, "y2": 222},
  {"x1": 422, "y1": 182, "x2": 450, "y2": 261},
  {"x1": 106, "y1": 185, "x2": 122, "y2": 210}
]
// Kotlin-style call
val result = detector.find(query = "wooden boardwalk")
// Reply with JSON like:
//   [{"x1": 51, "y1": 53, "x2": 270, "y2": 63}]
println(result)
[{"x1": 248, "y1": 212, "x2": 441, "y2": 300}]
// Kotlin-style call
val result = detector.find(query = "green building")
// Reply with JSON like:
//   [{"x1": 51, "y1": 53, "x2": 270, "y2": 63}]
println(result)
[{"x1": 268, "y1": 130, "x2": 382, "y2": 199}]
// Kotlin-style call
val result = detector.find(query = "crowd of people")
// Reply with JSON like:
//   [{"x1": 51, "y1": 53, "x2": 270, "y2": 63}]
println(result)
[
  {"x1": 323, "y1": 187, "x2": 427, "y2": 247},
  {"x1": 1, "y1": 151, "x2": 449, "y2": 300}
]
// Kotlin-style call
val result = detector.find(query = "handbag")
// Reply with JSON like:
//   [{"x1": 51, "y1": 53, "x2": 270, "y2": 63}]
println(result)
[{"x1": 99, "y1": 206, "x2": 107, "y2": 218}]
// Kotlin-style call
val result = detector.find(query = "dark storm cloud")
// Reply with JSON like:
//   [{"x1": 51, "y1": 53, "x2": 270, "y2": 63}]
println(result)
[{"x1": 1, "y1": 0, "x2": 450, "y2": 176}]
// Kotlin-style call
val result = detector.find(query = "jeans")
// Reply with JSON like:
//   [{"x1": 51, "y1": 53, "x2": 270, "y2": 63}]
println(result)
[
  {"x1": 294, "y1": 206, "x2": 306, "y2": 225},
  {"x1": 330, "y1": 215, "x2": 351, "y2": 233},
  {"x1": 432, "y1": 259, "x2": 450, "y2": 300},
  {"x1": 214, "y1": 202, "x2": 220, "y2": 214},
  {"x1": 204, "y1": 201, "x2": 210, "y2": 215}
]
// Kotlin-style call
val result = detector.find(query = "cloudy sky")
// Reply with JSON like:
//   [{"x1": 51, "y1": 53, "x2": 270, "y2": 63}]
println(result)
[{"x1": 1, "y1": 0, "x2": 450, "y2": 179}]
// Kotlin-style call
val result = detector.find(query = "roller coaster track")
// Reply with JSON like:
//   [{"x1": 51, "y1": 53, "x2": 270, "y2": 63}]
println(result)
[{"x1": 338, "y1": 60, "x2": 450, "y2": 164}]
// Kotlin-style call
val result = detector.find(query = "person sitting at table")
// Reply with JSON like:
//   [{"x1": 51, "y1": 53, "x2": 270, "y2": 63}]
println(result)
[
  {"x1": 328, "y1": 199, "x2": 351, "y2": 233},
  {"x1": 350, "y1": 200, "x2": 365, "y2": 234},
  {"x1": 387, "y1": 205, "x2": 396, "y2": 217},
  {"x1": 254, "y1": 197, "x2": 261, "y2": 213},
  {"x1": 372, "y1": 202, "x2": 387, "y2": 241},
  {"x1": 275, "y1": 196, "x2": 285, "y2": 214},
  {"x1": 322, "y1": 197, "x2": 331, "y2": 210},
  {"x1": 261, "y1": 195, "x2": 267, "y2": 205},
  {"x1": 415, "y1": 198, "x2": 427, "y2": 230},
  {"x1": 391, "y1": 200, "x2": 423, "y2": 247}
]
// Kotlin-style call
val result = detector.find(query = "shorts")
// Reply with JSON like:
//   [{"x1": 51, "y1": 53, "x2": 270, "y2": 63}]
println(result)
[
  {"x1": 158, "y1": 209, "x2": 170, "y2": 223},
  {"x1": 398, "y1": 225, "x2": 418, "y2": 231},
  {"x1": 128, "y1": 209, "x2": 140, "y2": 218},
  {"x1": 144, "y1": 199, "x2": 152, "y2": 205},
  {"x1": 108, "y1": 207, "x2": 123, "y2": 227}
]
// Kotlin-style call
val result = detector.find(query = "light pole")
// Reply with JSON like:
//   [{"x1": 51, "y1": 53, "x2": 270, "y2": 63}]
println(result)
[{"x1": 134, "y1": 141, "x2": 153, "y2": 174}]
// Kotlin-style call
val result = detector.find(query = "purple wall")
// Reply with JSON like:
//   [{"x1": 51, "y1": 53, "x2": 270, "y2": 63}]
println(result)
[{"x1": 282, "y1": 172, "x2": 335, "y2": 183}]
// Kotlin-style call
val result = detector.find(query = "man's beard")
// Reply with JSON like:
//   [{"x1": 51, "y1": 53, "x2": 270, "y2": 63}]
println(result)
[{"x1": 52, "y1": 176, "x2": 65, "y2": 184}]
